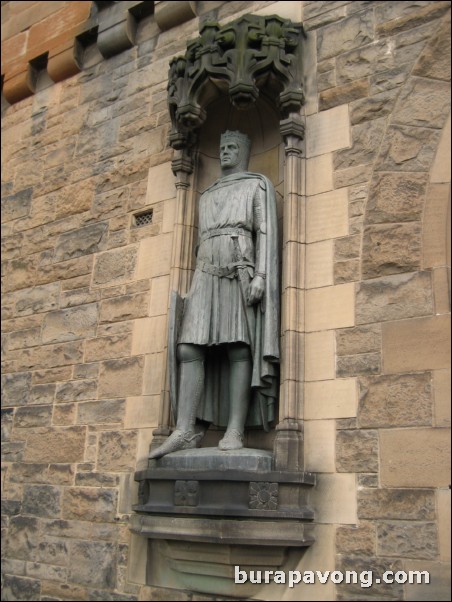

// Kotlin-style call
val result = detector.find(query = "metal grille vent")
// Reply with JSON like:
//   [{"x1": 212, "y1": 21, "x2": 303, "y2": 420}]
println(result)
[{"x1": 134, "y1": 210, "x2": 153, "y2": 227}]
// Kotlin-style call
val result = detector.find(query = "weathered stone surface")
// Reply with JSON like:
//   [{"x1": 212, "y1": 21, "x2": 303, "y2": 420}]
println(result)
[
  {"x1": 33, "y1": 367, "x2": 72, "y2": 385},
  {"x1": 337, "y1": 352, "x2": 381, "y2": 377},
  {"x1": 42, "y1": 304, "x2": 98, "y2": 344},
  {"x1": 336, "y1": 40, "x2": 404, "y2": 85},
  {"x1": 92, "y1": 186, "x2": 129, "y2": 220},
  {"x1": 7, "y1": 326, "x2": 41, "y2": 351},
  {"x1": 404, "y1": 560, "x2": 451, "y2": 602},
  {"x1": 75, "y1": 472, "x2": 119, "y2": 488},
  {"x1": 98, "y1": 357, "x2": 144, "y2": 398},
  {"x1": 317, "y1": 69, "x2": 336, "y2": 92},
  {"x1": 377, "y1": 521, "x2": 438, "y2": 560},
  {"x1": 356, "y1": 272, "x2": 433, "y2": 323},
  {"x1": 1, "y1": 575, "x2": 41, "y2": 601},
  {"x1": 376, "y1": 1, "x2": 450, "y2": 37},
  {"x1": 1, "y1": 188, "x2": 32, "y2": 223},
  {"x1": 366, "y1": 172, "x2": 428, "y2": 224},
  {"x1": 336, "y1": 325, "x2": 381, "y2": 355},
  {"x1": 54, "y1": 222, "x2": 109, "y2": 263},
  {"x1": 376, "y1": 125, "x2": 441, "y2": 171},
  {"x1": 52, "y1": 403, "x2": 77, "y2": 426},
  {"x1": 336, "y1": 522, "x2": 376, "y2": 555},
  {"x1": 317, "y1": 11, "x2": 374, "y2": 61},
  {"x1": 359, "y1": 373, "x2": 432, "y2": 428},
  {"x1": 1, "y1": 407, "x2": 14, "y2": 441},
  {"x1": 84, "y1": 335, "x2": 133, "y2": 363},
  {"x1": 97, "y1": 430, "x2": 138, "y2": 471},
  {"x1": 335, "y1": 235, "x2": 360, "y2": 260},
  {"x1": 423, "y1": 183, "x2": 450, "y2": 269},
  {"x1": 62, "y1": 488, "x2": 118, "y2": 522},
  {"x1": 362, "y1": 224, "x2": 422, "y2": 279},
  {"x1": 99, "y1": 293, "x2": 150, "y2": 324},
  {"x1": 370, "y1": 64, "x2": 411, "y2": 94},
  {"x1": 2, "y1": 441, "x2": 25, "y2": 462},
  {"x1": 380, "y1": 427, "x2": 450, "y2": 487},
  {"x1": 336, "y1": 429, "x2": 379, "y2": 473},
  {"x1": 6, "y1": 516, "x2": 41, "y2": 561},
  {"x1": 76, "y1": 399, "x2": 125, "y2": 425},
  {"x1": 8, "y1": 463, "x2": 74, "y2": 486},
  {"x1": 334, "y1": 259, "x2": 360, "y2": 284},
  {"x1": 22, "y1": 485, "x2": 61, "y2": 518},
  {"x1": 359, "y1": 488, "x2": 435, "y2": 521},
  {"x1": 30, "y1": 384, "x2": 56, "y2": 406},
  {"x1": 337, "y1": 556, "x2": 404, "y2": 599},
  {"x1": 1, "y1": 372, "x2": 32, "y2": 407},
  {"x1": 60, "y1": 287, "x2": 101, "y2": 309},
  {"x1": 93, "y1": 246, "x2": 138, "y2": 287},
  {"x1": 319, "y1": 78, "x2": 369, "y2": 111},
  {"x1": 350, "y1": 88, "x2": 399, "y2": 124},
  {"x1": 334, "y1": 118, "x2": 386, "y2": 170},
  {"x1": 358, "y1": 474, "x2": 379, "y2": 488},
  {"x1": 392, "y1": 77, "x2": 450, "y2": 129},
  {"x1": 14, "y1": 405, "x2": 53, "y2": 428},
  {"x1": 413, "y1": 13, "x2": 451, "y2": 81},
  {"x1": 24, "y1": 427, "x2": 86, "y2": 463},
  {"x1": 55, "y1": 380, "x2": 97, "y2": 403},
  {"x1": 68, "y1": 540, "x2": 117, "y2": 588},
  {"x1": 334, "y1": 163, "x2": 374, "y2": 188}
]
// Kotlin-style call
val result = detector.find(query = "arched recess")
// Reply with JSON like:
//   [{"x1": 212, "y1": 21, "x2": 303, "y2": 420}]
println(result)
[{"x1": 152, "y1": 14, "x2": 307, "y2": 470}]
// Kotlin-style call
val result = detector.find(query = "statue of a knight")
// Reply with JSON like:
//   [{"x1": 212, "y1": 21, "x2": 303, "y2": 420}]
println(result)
[{"x1": 149, "y1": 130, "x2": 280, "y2": 459}]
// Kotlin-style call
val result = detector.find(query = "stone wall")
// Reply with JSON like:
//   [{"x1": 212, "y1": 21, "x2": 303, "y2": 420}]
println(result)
[{"x1": 1, "y1": 1, "x2": 450, "y2": 601}]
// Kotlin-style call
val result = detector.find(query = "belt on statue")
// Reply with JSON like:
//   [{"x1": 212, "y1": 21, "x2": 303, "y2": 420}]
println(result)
[
  {"x1": 199, "y1": 227, "x2": 252, "y2": 244},
  {"x1": 197, "y1": 259, "x2": 254, "y2": 278}
]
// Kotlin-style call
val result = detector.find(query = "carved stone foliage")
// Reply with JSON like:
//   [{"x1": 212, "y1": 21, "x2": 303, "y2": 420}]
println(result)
[{"x1": 168, "y1": 14, "x2": 305, "y2": 150}]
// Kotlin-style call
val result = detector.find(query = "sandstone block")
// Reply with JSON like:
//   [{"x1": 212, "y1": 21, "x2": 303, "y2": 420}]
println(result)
[
  {"x1": 99, "y1": 292, "x2": 150, "y2": 324},
  {"x1": 42, "y1": 304, "x2": 98, "y2": 344},
  {"x1": 359, "y1": 373, "x2": 432, "y2": 428},
  {"x1": 135, "y1": 233, "x2": 173, "y2": 280},
  {"x1": 55, "y1": 379, "x2": 97, "y2": 403},
  {"x1": 75, "y1": 472, "x2": 119, "y2": 488},
  {"x1": 143, "y1": 353, "x2": 164, "y2": 396},
  {"x1": 24, "y1": 427, "x2": 86, "y2": 463},
  {"x1": 382, "y1": 315, "x2": 450, "y2": 373},
  {"x1": 305, "y1": 378, "x2": 358, "y2": 419},
  {"x1": 356, "y1": 272, "x2": 433, "y2": 324},
  {"x1": 434, "y1": 369, "x2": 451, "y2": 427},
  {"x1": 336, "y1": 40, "x2": 399, "y2": 85},
  {"x1": 76, "y1": 399, "x2": 125, "y2": 425},
  {"x1": 336, "y1": 325, "x2": 381, "y2": 356},
  {"x1": 309, "y1": 473, "x2": 357, "y2": 525},
  {"x1": 362, "y1": 223, "x2": 422, "y2": 279},
  {"x1": 337, "y1": 352, "x2": 381, "y2": 377},
  {"x1": 132, "y1": 316, "x2": 167, "y2": 355},
  {"x1": 334, "y1": 259, "x2": 360, "y2": 284},
  {"x1": 334, "y1": 118, "x2": 386, "y2": 170},
  {"x1": 336, "y1": 522, "x2": 376, "y2": 556},
  {"x1": 52, "y1": 403, "x2": 77, "y2": 426},
  {"x1": 22, "y1": 485, "x2": 61, "y2": 519},
  {"x1": 1, "y1": 575, "x2": 41, "y2": 601},
  {"x1": 305, "y1": 331, "x2": 335, "y2": 382},
  {"x1": 62, "y1": 487, "x2": 118, "y2": 523},
  {"x1": 377, "y1": 520, "x2": 438, "y2": 560},
  {"x1": 304, "y1": 419, "x2": 336, "y2": 473},
  {"x1": 336, "y1": 429, "x2": 379, "y2": 473},
  {"x1": 337, "y1": 556, "x2": 403, "y2": 600},
  {"x1": 333, "y1": 163, "x2": 373, "y2": 188},
  {"x1": 317, "y1": 11, "x2": 374, "y2": 61},
  {"x1": 98, "y1": 357, "x2": 144, "y2": 398},
  {"x1": 376, "y1": 125, "x2": 441, "y2": 171},
  {"x1": 97, "y1": 430, "x2": 138, "y2": 472},
  {"x1": 380, "y1": 427, "x2": 450, "y2": 487},
  {"x1": 2, "y1": 441, "x2": 25, "y2": 462},
  {"x1": 73, "y1": 363, "x2": 100, "y2": 380},
  {"x1": 54, "y1": 223, "x2": 109, "y2": 263},
  {"x1": 1, "y1": 187, "x2": 32, "y2": 223},
  {"x1": 366, "y1": 172, "x2": 428, "y2": 224},
  {"x1": 403, "y1": 560, "x2": 451, "y2": 602},
  {"x1": 93, "y1": 246, "x2": 138, "y2": 287},
  {"x1": 68, "y1": 540, "x2": 117, "y2": 588},
  {"x1": 1, "y1": 407, "x2": 14, "y2": 441},
  {"x1": 306, "y1": 283, "x2": 355, "y2": 331},
  {"x1": 320, "y1": 78, "x2": 369, "y2": 111},
  {"x1": 370, "y1": 64, "x2": 411, "y2": 95},
  {"x1": 8, "y1": 463, "x2": 74, "y2": 486},
  {"x1": 305, "y1": 105, "x2": 351, "y2": 158},
  {"x1": 124, "y1": 396, "x2": 160, "y2": 429},
  {"x1": 413, "y1": 13, "x2": 451, "y2": 80},
  {"x1": 376, "y1": 1, "x2": 450, "y2": 37},
  {"x1": 30, "y1": 384, "x2": 56, "y2": 406},
  {"x1": 84, "y1": 334, "x2": 132, "y2": 363},
  {"x1": 350, "y1": 88, "x2": 399, "y2": 125},
  {"x1": 335, "y1": 235, "x2": 360, "y2": 261},
  {"x1": 393, "y1": 77, "x2": 450, "y2": 130},
  {"x1": 14, "y1": 405, "x2": 53, "y2": 428},
  {"x1": 305, "y1": 240, "x2": 334, "y2": 289},
  {"x1": 358, "y1": 488, "x2": 435, "y2": 520},
  {"x1": 423, "y1": 183, "x2": 450, "y2": 268},
  {"x1": 438, "y1": 489, "x2": 451, "y2": 562},
  {"x1": 7, "y1": 326, "x2": 42, "y2": 351},
  {"x1": 1, "y1": 372, "x2": 32, "y2": 407}
]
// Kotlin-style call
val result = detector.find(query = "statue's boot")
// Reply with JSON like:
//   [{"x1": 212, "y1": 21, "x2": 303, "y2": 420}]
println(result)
[
  {"x1": 149, "y1": 344, "x2": 205, "y2": 460},
  {"x1": 219, "y1": 345, "x2": 252, "y2": 451}
]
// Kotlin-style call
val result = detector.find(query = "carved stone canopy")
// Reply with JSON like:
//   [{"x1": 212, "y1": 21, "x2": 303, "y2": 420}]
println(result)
[{"x1": 168, "y1": 13, "x2": 306, "y2": 151}]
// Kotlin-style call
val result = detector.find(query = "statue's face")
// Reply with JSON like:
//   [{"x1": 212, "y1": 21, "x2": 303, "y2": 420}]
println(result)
[{"x1": 220, "y1": 140, "x2": 241, "y2": 169}]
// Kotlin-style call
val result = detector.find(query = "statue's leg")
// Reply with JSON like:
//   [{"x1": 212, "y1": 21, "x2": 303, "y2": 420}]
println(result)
[
  {"x1": 149, "y1": 344, "x2": 205, "y2": 459},
  {"x1": 218, "y1": 344, "x2": 252, "y2": 451}
]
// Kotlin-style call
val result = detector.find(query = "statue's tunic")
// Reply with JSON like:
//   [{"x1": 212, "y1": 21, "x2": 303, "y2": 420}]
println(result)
[{"x1": 178, "y1": 172, "x2": 280, "y2": 430}]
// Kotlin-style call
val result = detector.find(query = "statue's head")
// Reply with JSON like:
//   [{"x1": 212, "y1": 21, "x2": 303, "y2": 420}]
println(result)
[{"x1": 220, "y1": 130, "x2": 251, "y2": 172}]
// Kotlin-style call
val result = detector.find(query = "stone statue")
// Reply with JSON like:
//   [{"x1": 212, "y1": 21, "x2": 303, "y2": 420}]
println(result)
[{"x1": 149, "y1": 130, "x2": 279, "y2": 459}]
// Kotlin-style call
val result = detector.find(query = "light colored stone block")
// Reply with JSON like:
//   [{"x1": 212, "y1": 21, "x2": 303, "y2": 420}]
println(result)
[
  {"x1": 128, "y1": 533, "x2": 147, "y2": 585},
  {"x1": 146, "y1": 162, "x2": 176, "y2": 204},
  {"x1": 304, "y1": 420, "x2": 336, "y2": 473},
  {"x1": 306, "y1": 188, "x2": 349, "y2": 243},
  {"x1": 135, "y1": 233, "x2": 173, "y2": 280},
  {"x1": 434, "y1": 369, "x2": 451, "y2": 427},
  {"x1": 403, "y1": 560, "x2": 451, "y2": 602},
  {"x1": 255, "y1": 1, "x2": 302, "y2": 22},
  {"x1": 306, "y1": 240, "x2": 334, "y2": 289},
  {"x1": 430, "y1": 113, "x2": 451, "y2": 183},
  {"x1": 438, "y1": 489, "x2": 451, "y2": 561},
  {"x1": 162, "y1": 197, "x2": 176, "y2": 233},
  {"x1": 380, "y1": 428, "x2": 451, "y2": 487},
  {"x1": 423, "y1": 183, "x2": 451, "y2": 269},
  {"x1": 137, "y1": 428, "x2": 155, "y2": 470},
  {"x1": 382, "y1": 315, "x2": 450, "y2": 373},
  {"x1": 281, "y1": 287, "x2": 305, "y2": 333},
  {"x1": 306, "y1": 153, "x2": 334, "y2": 196},
  {"x1": 306, "y1": 283, "x2": 355, "y2": 332},
  {"x1": 124, "y1": 396, "x2": 160, "y2": 429},
  {"x1": 306, "y1": 105, "x2": 351, "y2": 158},
  {"x1": 305, "y1": 378, "x2": 358, "y2": 419},
  {"x1": 433, "y1": 266, "x2": 450, "y2": 315},
  {"x1": 305, "y1": 331, "x2": 335, "y2": 381},
  {"x1": 149, "y1": 276, "x2": 170, "y2": 317},
  {"x1": 309, "y1": 473, "x2": 357, "y2": 524},
  {"x1": 131, "y1": 317, "x2": 166, "y2": 356},
  {"x1": 143, "y1": 353, "x2": 164, "y2": 396}
]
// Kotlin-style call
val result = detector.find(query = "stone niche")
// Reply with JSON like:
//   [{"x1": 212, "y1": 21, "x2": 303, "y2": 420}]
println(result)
[{"x1": 131, "y1": 13, "x2": 314, "y2": 597}]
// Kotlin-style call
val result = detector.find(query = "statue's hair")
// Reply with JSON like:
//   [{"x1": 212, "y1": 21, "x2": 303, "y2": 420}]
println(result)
[{"x1": 220, "y1": 130, "x2": 251, "y2": 169}]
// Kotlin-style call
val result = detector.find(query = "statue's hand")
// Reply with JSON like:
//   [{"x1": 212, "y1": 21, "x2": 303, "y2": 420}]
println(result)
[{"x1": 247, "y1": 275, "x2": 265, "y2": 305}]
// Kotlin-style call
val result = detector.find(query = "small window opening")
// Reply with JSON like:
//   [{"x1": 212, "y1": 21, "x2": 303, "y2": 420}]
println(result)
[{"x1": 134, "y1": 209, "x2": 154, "y2": 227}]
